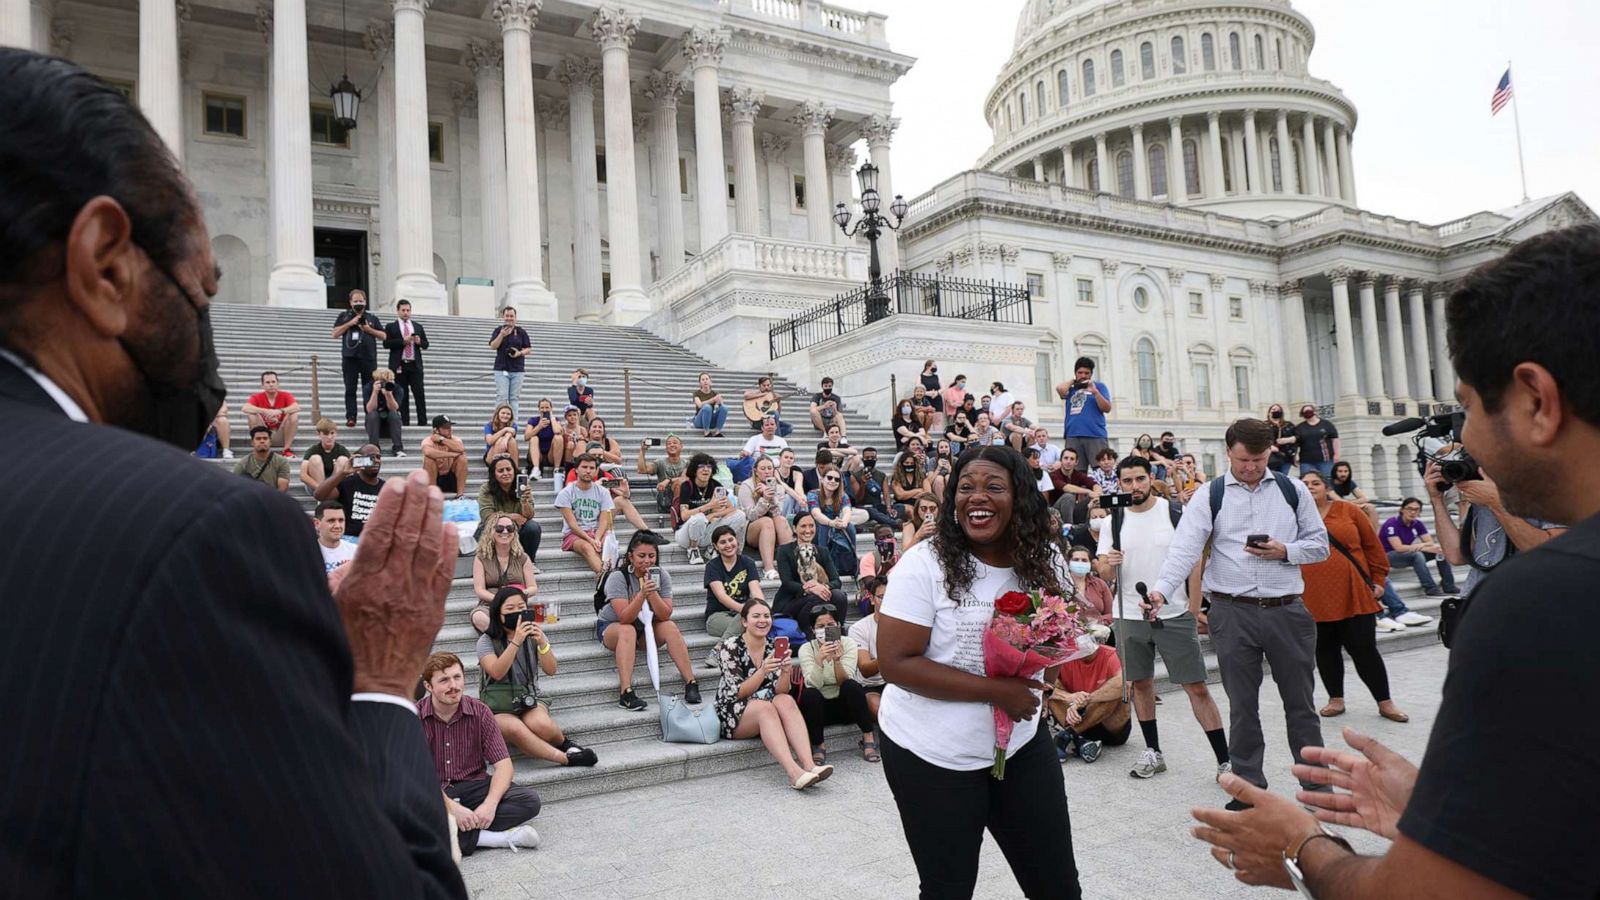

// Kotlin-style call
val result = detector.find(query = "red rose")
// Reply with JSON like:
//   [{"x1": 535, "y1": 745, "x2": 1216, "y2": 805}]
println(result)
[{"x1": 995, "y1": 591, "x2": 1033, "y2": 616}]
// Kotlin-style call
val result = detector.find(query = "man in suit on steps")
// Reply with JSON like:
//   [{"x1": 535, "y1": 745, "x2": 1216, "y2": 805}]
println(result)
[
  {"x1": 0, "y1": 48, "x2": 465, "y2": 899},
  {"x1": 384, "y1": 298, "x2": 429, "y2": 426}
]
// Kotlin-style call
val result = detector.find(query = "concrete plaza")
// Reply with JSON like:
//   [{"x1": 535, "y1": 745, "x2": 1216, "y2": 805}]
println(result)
[{"x1": 459, "y1": 642, "x2": 1448, "y2": 898}]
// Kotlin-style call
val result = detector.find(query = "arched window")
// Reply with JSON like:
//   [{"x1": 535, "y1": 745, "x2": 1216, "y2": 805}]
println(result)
[
  {"x1": 1115, "y1": 149, "x2": 1134, "y2": 198},
  {"x1": 1221, "y1": 141, "x2": 1233, "y2": 192},
  {"x1": 1171, "y1": 36, "x2": 1186, "y2": 74},
  {"x1": 1229, "y1": 33, "x2": 1242, "y2": 70},
  {"x1": 1082, "y1": 59, "x2": 1096, "y2": 96},
  {"x1": 1253, "y1": 34, "x2": 1265, "y2": 70},
  {"x1": 1182, "y1": 138, "x2": 1201, "y2": 195},
  {"x1": 1136, "y1": 337, "x2": 1159, "y2": 406},
  {"x1": 1019, "y1": 91, "x2": 1028, "y2": 125},
  {"x1": 1148, "y1": 143, "x2": 1168, "y2": 198},
  {"x1": 1269, "y1": 136, "x2": 1283, "y2": 191},
  {"x1": 1140, "y1": 41, "x2": 1155, "y2": 80},
  {"x1": 1035, "y1": 80, "x2": 1046, "y2": 115},
  {"x1": 1111, "y1": 49, "x2": 1125, "y2": 87},
  {"x1": 1086, "y1": 158, "x2": 1100, "y2": 192},
  {"x1": 1202, "y1": 33, "x2": 1216, "y2": 70},
  {"x1": 1275, "y1": 37, "x2": 1283, "y2": 70},
  {"x1": 1057, "y1": 69, "x2": 1070, "y2": 106}
]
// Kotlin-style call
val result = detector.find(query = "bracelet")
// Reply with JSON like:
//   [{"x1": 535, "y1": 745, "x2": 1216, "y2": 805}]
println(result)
[
  {"x1": 1287, "y1": 829, "x2": 1353, "y2": 865},
  {"x1": 537, "y1": 643, "x2": 551, "y2": 655}
]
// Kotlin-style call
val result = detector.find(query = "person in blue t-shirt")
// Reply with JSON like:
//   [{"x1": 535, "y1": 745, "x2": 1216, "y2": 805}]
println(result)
[
  {"x1": 1054, "y1": 356, "x2": 1112, "y2": 473},
  {"x1": 488, "y1": 306, "x2": 532, "y2": 422}
]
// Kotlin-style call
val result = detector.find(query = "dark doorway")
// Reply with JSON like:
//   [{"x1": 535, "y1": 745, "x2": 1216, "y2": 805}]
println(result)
[{"x1": 314, "y1": 228, "x2": 369, "y2": 310}]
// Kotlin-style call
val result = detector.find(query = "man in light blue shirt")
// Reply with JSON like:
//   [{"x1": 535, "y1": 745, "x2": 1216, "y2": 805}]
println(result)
[{"x1": 1055, "y1": 357, "x2": 1112, "y2": 472}]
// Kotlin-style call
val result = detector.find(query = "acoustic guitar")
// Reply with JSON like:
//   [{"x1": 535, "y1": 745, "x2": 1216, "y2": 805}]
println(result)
[{"x1": 743, "y1": 391, "x2": 781, "y2": 425}]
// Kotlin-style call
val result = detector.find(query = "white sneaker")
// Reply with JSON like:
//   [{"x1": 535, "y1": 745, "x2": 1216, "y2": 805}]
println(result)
[
  {"x1": 504, "y1": 824, "x2": 540, "y2": 853},
  {"x1": 221, "y1": 448, "x2": 235, "y2": 459},
  {"x1": 1216, "y1": 761, "x2": 1232, "y2": 782},
  {"x1": 763, "y1": 569, "x2": 780, "y2": 582},
  {"x1": 529, "y1": 471, "x2": 544, "y2": 482},
  {"x1": 1375, "y1": 617, "x2": 1407, "y2": 632},
  {"x1": 1396, "y1": 611, "x2": 1433, "y2": 626},
  {"x1": 686, "y1": 547, "x2": 704, "y2": 565},
  {"x1": 1129, "y1": 748, "x2": 1166, "y2": 779}
]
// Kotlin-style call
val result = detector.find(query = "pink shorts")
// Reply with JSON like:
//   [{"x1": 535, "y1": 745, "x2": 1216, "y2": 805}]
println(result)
[{"x1": 561, "y1": 529, "x2": 597, "y2": 552}]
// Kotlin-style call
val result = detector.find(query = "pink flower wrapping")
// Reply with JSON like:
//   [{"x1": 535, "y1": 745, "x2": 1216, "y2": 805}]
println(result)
[{"x1": 983, "y1": 588, "x2": 1096, "y2": 778}]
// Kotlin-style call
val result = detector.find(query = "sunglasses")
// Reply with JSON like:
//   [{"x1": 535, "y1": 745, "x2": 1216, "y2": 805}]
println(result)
[
  {"x1": 493, "y1": 525, "x2": 517, "y2": 534},
  {"x1": 823, "y1": 477, "x2": 841, "y2": 484}
]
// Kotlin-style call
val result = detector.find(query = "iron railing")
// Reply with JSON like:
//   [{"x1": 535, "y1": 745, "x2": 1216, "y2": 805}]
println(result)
[{"x1": 768, "y1": 270, "x2": 1033, "y2": 359}]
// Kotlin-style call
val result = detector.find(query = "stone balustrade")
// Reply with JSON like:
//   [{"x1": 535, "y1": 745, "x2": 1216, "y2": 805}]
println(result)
[
  {"x1": 724, "y1": 0, "x2": 888, "y2": 47},
  {"x1": 648, "y1": 233, "x2": 868, "y2": 309}
]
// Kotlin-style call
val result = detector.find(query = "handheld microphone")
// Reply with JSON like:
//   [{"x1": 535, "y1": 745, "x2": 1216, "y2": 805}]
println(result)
[
  {"x1": 1381, "y1": 417, "x2": 1428, "y2": 437},
  {"x1": 1134, "y1": 581, "x2": 1164, "y2": 629}
]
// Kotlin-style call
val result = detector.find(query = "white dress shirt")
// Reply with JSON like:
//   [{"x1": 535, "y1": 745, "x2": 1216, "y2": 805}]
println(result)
[
  {"x1": 1152, "y1": 470, "x2": 1329, "y2": 600},
  {"x1": 0, "y1": 348, "x2": 89, "y2": 422}
]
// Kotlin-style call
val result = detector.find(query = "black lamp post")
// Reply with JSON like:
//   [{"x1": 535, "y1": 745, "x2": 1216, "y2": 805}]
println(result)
[{"x1": 834, "y1": 161, "x2": 909, "y2": 324}]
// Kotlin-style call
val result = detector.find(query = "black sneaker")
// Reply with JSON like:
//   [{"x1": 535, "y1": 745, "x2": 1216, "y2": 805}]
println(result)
[
  {"x1": 684, "y1": 681, "x2": 702, "y2": 705},
  {"x1": 619, "y1": 689, "x2": 647, "y2": 711},
  {"x1": 565, "y1": 746, "x2": 599, "y2": 767},
  {"x1": 1225, "y1": 799, "x2": 1254, "y2": 812}
]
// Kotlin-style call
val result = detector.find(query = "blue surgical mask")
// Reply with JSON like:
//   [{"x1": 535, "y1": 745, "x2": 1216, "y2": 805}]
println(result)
[{"x1": 1068, "y1": 561, "x2": 1092, "y2": 577}]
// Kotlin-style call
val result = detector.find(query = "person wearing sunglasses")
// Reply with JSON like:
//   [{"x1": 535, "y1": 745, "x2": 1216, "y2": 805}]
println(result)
[
  {"x1": 807, "y1": 468, "x2": 866, "y2": 578},
  {"x1": 470, "y1": 514, "x2": 538, "y2": 635}
]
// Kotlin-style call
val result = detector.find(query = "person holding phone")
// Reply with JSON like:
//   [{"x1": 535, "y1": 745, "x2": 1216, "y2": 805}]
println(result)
[
  {"x1": 875, "y1": 446, "x2": 1081, "y2": 899},
  {"x1": 713, "y1": 598, "x2": 829, "y2": 789},
  {"x1": 737, "y1": 456, "x2": 792, "y2": 579},
  {"x1": 598, "y1": 532, "x2": 701, "y2": 711},
  {"x1": 797, "y1": 603, "x2": 878, "y2": 766},
  {"x1": 675, "y1": 453, "x2": 748, "y2": 566},
  {"x1": 476, "y1": 454, "x2": 542, "y2": 564},
  {"x1": 900, "y1": 491, "x2": 941, "y2": 552},
  {"x1": 478, "y1": 586, "x2": 597, "y2": 768},
  {"x1": 312, "y1": 444, "x2": 386, "y2": 538},
  {"x1": 522, "y1": 398, "x2": 560, "y2": 480}
]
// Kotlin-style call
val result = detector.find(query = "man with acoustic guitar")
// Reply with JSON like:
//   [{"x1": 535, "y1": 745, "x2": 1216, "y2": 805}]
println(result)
[{"x1": 743, "y1": 376, "x2": 794, "y2": 436}]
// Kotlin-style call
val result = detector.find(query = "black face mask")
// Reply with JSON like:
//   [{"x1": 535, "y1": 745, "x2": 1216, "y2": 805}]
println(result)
[
  {"x1": 120, "y1": 265, "x2": 227, "y2": 450},
  {"x1": 502, "y1": 610, "x2": 523, "y2": 631}
]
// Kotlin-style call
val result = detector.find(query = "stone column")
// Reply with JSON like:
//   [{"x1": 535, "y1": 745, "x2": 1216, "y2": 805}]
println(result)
[
  {"x1": 683, "y1": 26, "x2": 729, "y2": 250},
  {"x1": 1228, "y1": 124, "x2": 1247, "y2": 194},
  {"x1": 792, "y1": 99, "x2": 834, "y2": 243},
  {"x1": 1205, "y1": 111, "x2": 1224, "y2": 198},
  {"x1": 727, "y1": 86, "x2": 763, "y2": 235},
  {"x1": 825, "y1": 142, "x2": 854, "y2": 246},
  {"x1": 560, "y1": 57, "x2": 603, "y2": 320},
  {"x1": 760, "y1": 133, "x2": 790, "y2": 235},
  {"x1": 592, "y1": 6, "x2": 648, "y2": 321},
  {"x1": 1167, "y1": 116, "x2": 1186, "y2": 202},
  {"x1": 1242, "y1": 109, "x2": 1261, "y2": 194},
  {"x1": 1061, "y1": 144, "x2": 1075, "y2": 189},
  {"x1": 465, "y1": 40, "x2": 508, "y2": 298},
  {"x1": 1329, "y1": 267, "x2": 1360, "y2": 400},
  {"x1": 1, "y1": 0, "x2": 29, "y2": 49},
  {"x1": 1357, "y1": 275, "x2": 1385, "y2": 398},
  {"x1": 1274, "y1": 109, "x2": 1295, "y2": 194},
  {"x1": 1336, "y1": 125, "x2": 1357, "y2": 206},
  {"x1": 265, "y1": 0, "x2": 323, "y2": 307},
  {"x1": 1130, "y1": 123, "x2": 1148, "y2": 200},
  {"x1": 1382, "y1": 277, "x2": 1410, "y2": 401},
  {"x1": 364, "y1": 21, "x2": 398, "y2": 307},
  {"x1": 1280, "y1": 280, "x2": 1313, "y2": 403},
  {"x1": 1093, "y1": 132, "x2": 1109, "y2": 193},
  {"x1": 1322, "y1": 119, "x2": 1339, "y2": 201},
  {"x1": 1300, "y1": 114, "x2": 1322, "y2": 196},
  {"x1": 138, "y1": 0, "x2": 182, "y2": 160},
  {"x1": 391, "y1": 0, "x2": 447, "y2": 311},
  {"x1": 1406, "y1": 282, "x2": 1433, "y2": 402},
  {"x1": 861, "y1": 113, "x2": 900, "y2": 270},
  {"x1": 643, "y1": 70, "x2": 687, "y2": 275},
  {"x1": 1431, "y1": 286, "x2": 1456, "y2": 399},
  {"x1": 494, "y1": 0, "x2": 556, "y2": 318}
]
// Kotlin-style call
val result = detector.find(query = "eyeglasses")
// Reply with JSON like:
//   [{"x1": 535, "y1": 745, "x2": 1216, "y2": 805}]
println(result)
[{"x1": 493, "y1": 525, "x2": 517, "y2": 534}]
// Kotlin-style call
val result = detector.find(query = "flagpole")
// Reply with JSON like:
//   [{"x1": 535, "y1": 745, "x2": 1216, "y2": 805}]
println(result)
[{"x1": 1509, "y1": 59, "x2": 1529, "y2": 202}]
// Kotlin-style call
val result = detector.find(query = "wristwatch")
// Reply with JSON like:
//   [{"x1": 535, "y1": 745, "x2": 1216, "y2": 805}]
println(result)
[{"x1": 1283, "y1": 826, "x2": 1354, "y2": 899}]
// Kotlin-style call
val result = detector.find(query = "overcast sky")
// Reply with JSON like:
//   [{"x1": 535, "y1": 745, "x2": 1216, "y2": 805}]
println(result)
[{"x1": 851, "y1": 0, "x2": 1599, "y2": 224}]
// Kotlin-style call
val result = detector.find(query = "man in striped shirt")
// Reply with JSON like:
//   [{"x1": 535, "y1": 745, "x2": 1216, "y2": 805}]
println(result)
[
  {"x1": 1147, "y1": 418, "x2": 1329, "y2": 809},
  {"x1": 418, "y1": 653, "x2": 542, "y2": 855}
]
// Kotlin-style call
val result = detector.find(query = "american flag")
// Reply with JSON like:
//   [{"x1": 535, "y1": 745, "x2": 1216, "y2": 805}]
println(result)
[{"x1": 1491, "y1": 69, "x2": 1513, "y2": 116}]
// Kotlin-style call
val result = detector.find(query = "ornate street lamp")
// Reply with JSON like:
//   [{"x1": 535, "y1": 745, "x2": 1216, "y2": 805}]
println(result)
[
  {"x1": 834, "y1": 161, "x2": 909, "y2": 324},
  {"x1": 330, "y1": 0, "x2": 361, "y2": 129}
]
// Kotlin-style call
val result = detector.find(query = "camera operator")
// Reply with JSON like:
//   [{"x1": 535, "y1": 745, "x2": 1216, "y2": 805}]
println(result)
[
  {"x1": 1055, "y1": 357, "x2": 1112, "y2": 473},
  {"x1": 1422, "y1": 460, "x2": 1564, "y2": 598},
  {"x1": 1190, "y1": 224, "x2": 1600, "y2": 899}
]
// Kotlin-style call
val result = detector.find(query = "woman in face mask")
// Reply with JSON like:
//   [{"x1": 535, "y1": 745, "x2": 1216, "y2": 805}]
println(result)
[
  {"x1": 1066, "y1": 545, "x2": 1113, "y2": 626},
  {"x1": 1131, "y1": 433, "x2": 1166, "y2": 481},
  {"x1": 1265, "y1": 403, "x2": 1297, "y2": 475},
  {"x1": 941, "y1": 373, "x2": 969, "y2": 425},
  {"x1": 892, "y1": 396, "x2": 930, "y2": 452},
  {"x1": 568, "y1": 369, "x2": 595, "y2": 426},
  {"x1": 479, "y1": 586, "x2": 598, "y2": 767}
]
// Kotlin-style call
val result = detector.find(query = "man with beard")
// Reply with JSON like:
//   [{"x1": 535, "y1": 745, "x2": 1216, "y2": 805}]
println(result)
[{"x1": 0, "y1": 50, "x2": 463, "y2": 898}]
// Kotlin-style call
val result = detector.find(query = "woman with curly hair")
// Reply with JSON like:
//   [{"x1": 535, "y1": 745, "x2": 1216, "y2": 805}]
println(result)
[{"x1": 875, "y1": 445, "x2": 1081, "y2": 899}]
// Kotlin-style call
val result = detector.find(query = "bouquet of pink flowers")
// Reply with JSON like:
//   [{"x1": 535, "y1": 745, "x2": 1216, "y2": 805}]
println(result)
[{"x1": 984, "y1": 587, "x2": 1097, "y2": 779}]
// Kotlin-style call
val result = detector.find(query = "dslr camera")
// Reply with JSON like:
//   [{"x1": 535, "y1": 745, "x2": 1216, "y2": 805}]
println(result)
[
  {"x1": 509, "y1": 691, "x2": 540, "y2": 714},
  {"x1": 1383, "y1": 410, "x2": 1481, "y2": 487}
]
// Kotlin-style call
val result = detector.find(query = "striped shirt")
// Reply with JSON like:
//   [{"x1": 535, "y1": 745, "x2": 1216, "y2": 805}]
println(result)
[
  {"x1": 416, "y1": 694, "x2": 509, "y2": 789},
  {"x1": 1152, "y1": 470, "x2": 1329, "y2": 600}
]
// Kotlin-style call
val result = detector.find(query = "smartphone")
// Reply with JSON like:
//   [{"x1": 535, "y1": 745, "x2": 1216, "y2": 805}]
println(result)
[
  {"x1": 1246, "y1": 533, "x2": 1270, "y2": 549},
  {"x1": 713, "y1": 486, "x2": 727, "y2": 502},
  {"x1": 649, "y1": 437, "x2": 662, "y2": 447},
  {"x1": 350, "y1": 455, "x2": 376, "y2": 469},
  {"x1": 647, "y1": 566, "x2": 662, "y2": 585},
  {"x1": 766, "y1": 477, "x2": 777, "y2": 490},
  {"x1": 825, "y1": 624, "x2": 842, "y2": 643},
  {"x1": 516, "y1": 473, "x2": 530, "y2": 494},
  {"x1": 772, "y1": 636, "x2": 790, "y2": 660}
]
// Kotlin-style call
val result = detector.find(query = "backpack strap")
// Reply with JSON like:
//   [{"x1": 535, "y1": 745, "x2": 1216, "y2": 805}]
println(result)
[{"x1": 1208, "y1": 471, "x2": 1298, "y2": 521}]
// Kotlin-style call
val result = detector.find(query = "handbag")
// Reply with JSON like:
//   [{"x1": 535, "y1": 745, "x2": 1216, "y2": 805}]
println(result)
[
  {"x1": 1437, "y1": 592, "x2": 1470, "y2": 649},
  {"x1": 637, "y1": 602, "x2": 720, "y2": 745}
]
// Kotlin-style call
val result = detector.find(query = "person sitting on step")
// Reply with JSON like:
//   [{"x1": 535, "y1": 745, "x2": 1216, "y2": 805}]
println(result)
[
  {"x1": 773, "y1": 447, "x2": 810, "y2": 518},
  {"x1": 477, "y1": 453, "x2": 542, "y2": 565},
  {"x1": 703, "y1": 524, "x2": 768, "y2": 641},
  {"x1": 692, "y1": 371, "x2": 729, "y2": 437},
  {"x1": 470, "y1": 513, "x2": 538, "y2": 635},
  {"x1": 713, "y1": 598, "x2": 831, "y2": 789},
  {"x1": 421, "y1": 415, "x2": 467, "y2": 499},
  {"x1": 809, "y1": 376, "x2": 846, "y2": 436},
  {"x1": 598, "y1": 531, "x2": 702, "y2": 712},
  {"x1": 797, "y1": 600, "x2": 879, "y2": 767},
  {"x1": 364, "y1": 367, "x2": 405, "y2": 457},
  {"x1": 892, "y1": 397, "x2": 931, "y2": 452},
  {"x1": 554, "y1": 454, "x2": 616, "y2": 575},
  {"x1": 482, "y1": 403, "x2": 521, "y2": 472},
  {"x1": 848, "y1": 575, "x2": 888, "y2": 758},
  {"x1": 638, "y1": 433, "x2": 690, "y2": 516},
  {"x1": 744, "y1": 376, "x2": 793, "y2": 436},
  {"x1": 737, "y1": 455, "x2": 793, "y2": 579},
  {"x1": 1047, "y1": 642, "x2": 1131, "y2": 764},
  {"x1": 234, "y1": 425, "x2": 290, "y2": 492},
  {"x1": 298, "y1": 417, "x2": 350, "y2": 496},
  {"x1": 241, "y1": 370, "x2": 301, "y2": 457},
  {"x1": 478, "y1": 587, "x2": 597, "y2": 768},
  {"x1": 674, "y1": 452, "x2": 748, "y2": 566},
  {"x1": 815, "y1": 422, "x2": 859, "y2": 461},
  {"x1": 774, "y1": 513, "x2": 848, "y2": 622},
  {"x1": 806, "y1": 467, "x2": 865, "y2": 577},
  {"x1": 900, "y1": 491, "x2": 940, "y2": 552},
  {"x1": 312, "y1": 499, "x2": 355, "y2": 575},
  {"x1": 522, "y1": 397, "x2": 560, "y2": 480},
  {"x1": 312, "y1": 444, "x2": 384, "y2": 539},
  {"x1": 857, "y1": 525, "x2": 899, "y2": 580},
  {"x1": 568, "y1": 417, "x2": 650, "y2": 532},
  {"x1": 553, "y1": 405, "x2": 586, "y2": 475},
  {"x1": 567, "y1": 368, "x2": 596, "y2": 426}
]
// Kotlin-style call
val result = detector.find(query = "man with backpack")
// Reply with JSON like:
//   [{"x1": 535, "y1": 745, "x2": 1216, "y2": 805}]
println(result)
[{"x1": 1147, "y1": 418, "x2": 1329, "y2": 810}]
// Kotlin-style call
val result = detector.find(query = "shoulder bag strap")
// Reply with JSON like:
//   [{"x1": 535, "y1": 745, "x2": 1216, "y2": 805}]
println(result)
[{"x1": 1327, "y1": 534, "x2": 1376, "y2": 589}]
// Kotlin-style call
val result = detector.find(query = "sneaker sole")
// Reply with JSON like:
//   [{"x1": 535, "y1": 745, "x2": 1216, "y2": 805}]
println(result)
[{"x1": 1129, "y1": 766, "x2": 1167, "y2": 779}]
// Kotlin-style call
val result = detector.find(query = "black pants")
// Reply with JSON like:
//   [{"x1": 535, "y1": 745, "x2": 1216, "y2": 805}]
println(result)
[
  {"x1": 394, "y1": 361, "x2": 426, "y2": 425},
  {"x1": 798, "y1": 679, "x2": 877, "y2": 746},
  {"x1": 1072, "y1": 718, "x2": 1132, "y2": 746},
  {"x1": 1315, "y1": 613, "x2": 1390, "y2": 703},
  {"x1": 881, "y1": 727, "x2": 1081, "y2": 900},
  {"x1": 443, "y1": 778, "x2": 541, "y2": 856},
  {"x1": 341, "y1": 355, "x2": 375, "y2": 421}
]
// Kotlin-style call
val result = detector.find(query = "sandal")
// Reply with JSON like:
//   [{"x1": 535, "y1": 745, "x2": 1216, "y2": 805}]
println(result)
[
  {"x1": 860, "y1": 737, "x2": 881, "y2": 763},
  {"x1": 811, "y1": 746, "x2": 827, "y2": 766},
  {"x1": 1319, "y1": 702, "x2": 1346, "y2": 717}
]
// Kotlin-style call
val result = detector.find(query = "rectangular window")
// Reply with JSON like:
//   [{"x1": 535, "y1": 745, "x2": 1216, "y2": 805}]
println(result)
[
  {"x1": 596, "y1": 148, "x2": 607, "y2": 184},
  {"x1": 727, "y1": 164, "x2": 736, "y2": 201},
  {"x1": 678, "y1": 157, "x2": 689, "y2": 195},
  {"x1": 1229, "y1": 296, "x2": 1244, "y2": 320},
  {"x1": 1202, "y1": 452, "x2": 1216, "y2": 475},
  {"x1": 309, "y1": 104, "x2": 351, "y2": 148},
  {"x1": 1026, "y1": 272, "x2": 1045, "y2": 299},
  {"x1": 427, "y1": 122, "x2": 444, "y2": 163},
  {"x1": 1234, "y1": 364, "x2": 1251, "y2": 409},
  {"x1": 1076, "y1": 278, "x2": 1095, "y2": 305},
  {"x1": 202, "y1": 92, "x2": 246, "y2": 138},
  {"x1": 1194, "y1": 362, "x2": 1212, "y2": 407},
  {"x1": 1188, "y1": 291, "x2": 1204, "y2": 315},
  {"x1": 793, "y1": 174, "x2": 807, "y2": 210}
]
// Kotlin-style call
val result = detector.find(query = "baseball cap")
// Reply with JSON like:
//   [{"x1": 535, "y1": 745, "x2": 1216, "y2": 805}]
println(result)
[
  {"x1": 565, "y1": 404, "x2": 581, "y2": 413},
  {"x1": 431, "y1": 415, "x2": 454, "y2": 428}
]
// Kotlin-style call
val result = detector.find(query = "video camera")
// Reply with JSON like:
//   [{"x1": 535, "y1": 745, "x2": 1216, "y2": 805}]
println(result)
[{"x1": 1382, "y1": 410, "x2": 1481, "y2": 487}]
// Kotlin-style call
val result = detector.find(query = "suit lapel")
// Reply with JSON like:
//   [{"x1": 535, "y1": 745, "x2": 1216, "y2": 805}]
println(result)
[{"x1": 0, "y1": 352, "x2": 69, "y2": 415}]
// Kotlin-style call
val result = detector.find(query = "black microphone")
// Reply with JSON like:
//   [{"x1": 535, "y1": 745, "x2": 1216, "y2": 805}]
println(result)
[
  {"x1": 1134, "y1": 581, "x2": 1164, "y2": 629},
  {"x1": 1382, "y1": 417, "x2": 1427, "y2": 437}
]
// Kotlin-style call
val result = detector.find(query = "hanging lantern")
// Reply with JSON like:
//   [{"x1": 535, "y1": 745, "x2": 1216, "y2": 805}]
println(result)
[{"x1": 331, "y1": 75, "x2": 361, "y2": 130}]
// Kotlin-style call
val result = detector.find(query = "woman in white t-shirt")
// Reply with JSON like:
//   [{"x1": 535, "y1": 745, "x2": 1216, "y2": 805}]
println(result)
[{"x1": 876, "y1": 446, "x2": 1081, "y2": 899}]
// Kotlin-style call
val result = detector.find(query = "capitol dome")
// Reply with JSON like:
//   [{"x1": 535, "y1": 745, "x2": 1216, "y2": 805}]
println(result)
[{"x1": 983, "y1": 0, "x2": 1359, "y2": 219}]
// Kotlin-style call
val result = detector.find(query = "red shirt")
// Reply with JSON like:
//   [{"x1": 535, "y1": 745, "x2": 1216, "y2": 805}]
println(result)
[
  {"x1": 1058, "y1": 645, "x2": 1121, "y2": 694},
  {"x1": 415, "y1": 694, "x2": 509, "y2": 789},
  {"x1": 246, "y1": 390, "x2": 297, "y2": 411}
]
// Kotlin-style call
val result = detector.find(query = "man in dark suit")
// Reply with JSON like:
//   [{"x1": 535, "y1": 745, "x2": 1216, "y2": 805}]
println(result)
[
  {"x1": 0, "y1": 49, "x2": 465, "y2": 899},
  {"x1": 384, "y1": 299, "x2": 429, "y2": 426}
]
